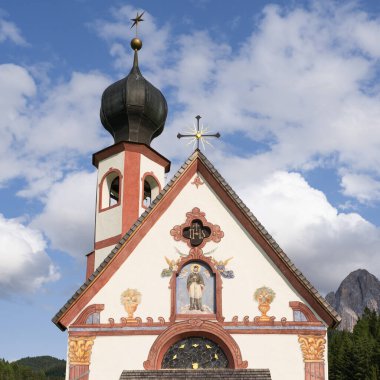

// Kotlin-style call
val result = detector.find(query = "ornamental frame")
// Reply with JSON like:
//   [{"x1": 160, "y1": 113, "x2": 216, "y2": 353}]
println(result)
[
  {"x1": 169, "y1": 255, "x2": 224, "y2": 323},
  {"x1": 170, "y1": 207, "x2": 224, "y2": 253}
]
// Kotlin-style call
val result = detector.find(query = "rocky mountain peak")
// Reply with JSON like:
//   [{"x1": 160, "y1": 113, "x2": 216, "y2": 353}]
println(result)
[{"x1": 326, "y1": 269, "x2": 380, "y2": 331}]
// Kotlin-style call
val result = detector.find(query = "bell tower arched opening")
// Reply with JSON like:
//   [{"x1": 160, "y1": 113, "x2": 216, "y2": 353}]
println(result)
[{"x1": 141, "y1": 172, "x2": 161, "y2": 208}]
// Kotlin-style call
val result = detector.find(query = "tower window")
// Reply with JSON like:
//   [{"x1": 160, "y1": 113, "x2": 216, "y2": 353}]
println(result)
[
  {"x1": 109, "y1": 176, "x2": 119, "y2": 206},
  {"x1": 99, "y1": 169, "x2": 122, "y2": 211},
  {"x1": 142, "y1": 173, "x2": 161, "y2": 208}
]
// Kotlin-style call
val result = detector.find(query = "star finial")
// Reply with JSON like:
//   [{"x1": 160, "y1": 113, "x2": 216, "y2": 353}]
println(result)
[
  {"x1": 130, "y1": 11, "x2": 145, "y2": 36},
  {"x1": 177, "y1": 115, "x2": 221, "y2": 151}
]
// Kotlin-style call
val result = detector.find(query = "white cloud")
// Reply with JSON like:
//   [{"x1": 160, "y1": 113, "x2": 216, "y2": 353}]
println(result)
[
  {"x1": 0, "y1": 214, "x2": 59, "y2": 299},
  {"x1": 0, "y1": 16, "x2": 27, "y2": 46},
  {"x1": 32, "y1": 171, "x2": 97, "y2": 259},
  {"x1": 341, "y1": 172, "x2": 380, "y2": 203},
  {"x1": 240, "y1": 171, "x2": 380, "y2": 294},
  {"x1": 0, "y1": 64, "x2": 111, "y2": 198}
]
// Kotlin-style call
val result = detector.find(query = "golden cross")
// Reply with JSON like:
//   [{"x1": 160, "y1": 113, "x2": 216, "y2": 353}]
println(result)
[{"x1": 177, "y1": 115, "x2": 221, "y2": 150}]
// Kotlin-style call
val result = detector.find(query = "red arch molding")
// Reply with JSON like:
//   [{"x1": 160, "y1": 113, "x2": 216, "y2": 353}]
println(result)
[
  {"x1": 72, "y1": 304, "x2": 105, "y2": 325},
  {"x1": 143, "y1": 319, "x2": 248, "y2": 370}
]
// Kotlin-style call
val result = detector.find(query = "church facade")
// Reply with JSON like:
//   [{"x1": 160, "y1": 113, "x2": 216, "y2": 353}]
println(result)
[{"x1": 53, "y1": 27, "x2": 340, "y2": 380}]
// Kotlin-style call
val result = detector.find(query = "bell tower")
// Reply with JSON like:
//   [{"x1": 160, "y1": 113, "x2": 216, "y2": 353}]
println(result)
[{"x1": 88, "y1": 28, "x2": 171, "y2": 273}]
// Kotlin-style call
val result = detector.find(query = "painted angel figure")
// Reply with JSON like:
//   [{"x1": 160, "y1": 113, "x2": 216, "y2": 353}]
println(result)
[
  {"x1": 212, "y1": 257, "x2": 235, "y2": 279},
  {"x1": 161, "y1": 256, "x2": 180, "y2": 277}
]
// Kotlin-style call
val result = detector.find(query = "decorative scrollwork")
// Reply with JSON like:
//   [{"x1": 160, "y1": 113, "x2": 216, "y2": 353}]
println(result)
[
  {"x1": 146, "y1": 317, "x2": 154, "y2": 324},
  {"x1": 120, "y1": 317, "x2": 127, "y2": 325},
  {"x1": 189, "y1": 247, "x2": 204, "y2": 258},
  {"x1": 158, "y1": 317, "x2": 166, "y2": 325},
  {"x1": 188, "y1": 319, "x2": 204, "y2": 327}
]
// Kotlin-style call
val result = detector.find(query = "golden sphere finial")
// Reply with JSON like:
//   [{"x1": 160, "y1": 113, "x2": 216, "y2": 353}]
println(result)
[{"x1": 131, "y1": 37, "x2": 142, "y2": 51}]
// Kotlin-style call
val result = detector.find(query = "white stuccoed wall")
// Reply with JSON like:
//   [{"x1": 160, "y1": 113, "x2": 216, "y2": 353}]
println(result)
[{"x1": 90, "y1": 336, "x2": 156, "y2": 379}]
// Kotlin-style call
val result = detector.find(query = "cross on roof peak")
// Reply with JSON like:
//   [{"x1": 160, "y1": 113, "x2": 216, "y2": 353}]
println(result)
[{"x1": 177, "y1": 115, "x2": 221, "y2": 151}]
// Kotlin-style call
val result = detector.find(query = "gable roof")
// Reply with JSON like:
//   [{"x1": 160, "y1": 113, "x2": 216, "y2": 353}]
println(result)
[{"x1": 53, "y1": 150, "x2": 340, "y2": 330}]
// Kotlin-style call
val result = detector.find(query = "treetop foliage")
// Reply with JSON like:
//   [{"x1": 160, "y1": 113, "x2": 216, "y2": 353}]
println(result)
[{"x1": 329, "y1": 308, "x2": 380, "y2": 380}]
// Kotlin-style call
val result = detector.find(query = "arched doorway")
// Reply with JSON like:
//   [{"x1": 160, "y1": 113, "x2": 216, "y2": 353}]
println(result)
[{"x1": 162, "y1": 336, "x2": 228, "y2": 369}]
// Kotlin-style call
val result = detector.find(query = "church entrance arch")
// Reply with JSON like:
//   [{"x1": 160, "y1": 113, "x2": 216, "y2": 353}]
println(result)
[{"x1": 143, "y1": 320, "x2": 248, "y2": 370}]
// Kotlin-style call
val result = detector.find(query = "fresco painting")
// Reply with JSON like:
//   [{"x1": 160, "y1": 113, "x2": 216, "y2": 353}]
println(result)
[{"x1": 176, "y1": 262, "x2": 215, "y2": 314}]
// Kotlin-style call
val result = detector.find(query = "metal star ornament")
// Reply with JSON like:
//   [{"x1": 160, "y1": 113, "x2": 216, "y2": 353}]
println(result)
[{"x1": 130, "y1": 11, "x2": 145, "y2": 35}]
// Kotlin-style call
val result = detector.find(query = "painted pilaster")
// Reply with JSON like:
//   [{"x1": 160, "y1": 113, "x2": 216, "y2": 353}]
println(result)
[
  {"x1": 298, "y1": 335, "x2": 326, "y2": 380},
  {"x1": 68, "y1": 336, "x2": 96, "y2": 380}
]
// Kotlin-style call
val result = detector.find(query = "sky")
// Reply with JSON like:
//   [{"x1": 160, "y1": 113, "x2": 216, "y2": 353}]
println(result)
[{"x1": 0, "y1": 0, "x2": 380, "y2": 361}]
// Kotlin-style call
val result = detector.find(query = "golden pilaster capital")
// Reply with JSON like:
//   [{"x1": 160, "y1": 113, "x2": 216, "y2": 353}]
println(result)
[
  {"x1": 68, "y1": 336, "x2": 96, "y2": 365},
  {"x1": 298, "y1": 335, "x2": 326, "y2": 362}
]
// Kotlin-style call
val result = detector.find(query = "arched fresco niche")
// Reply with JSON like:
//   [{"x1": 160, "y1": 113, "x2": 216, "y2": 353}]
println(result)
[{"x1": 176, "y1": 261, "x2": 215, "y2": 315}]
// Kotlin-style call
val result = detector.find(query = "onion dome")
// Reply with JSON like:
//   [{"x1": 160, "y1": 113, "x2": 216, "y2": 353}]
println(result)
[{"x1": 100, "y1": 37, "x2": 168, "y2": 145}]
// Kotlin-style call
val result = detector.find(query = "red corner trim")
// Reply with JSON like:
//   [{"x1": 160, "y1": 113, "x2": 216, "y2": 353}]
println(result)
[
  {"x1": 94, "y1": 234, "x2": 122, "y2": 250},
  {"x1": 122, "y1": 151, "x2": 141, "y2": 234},
  {"x1": 86, "y1": 251, "x2": 95, "y2": 280}
]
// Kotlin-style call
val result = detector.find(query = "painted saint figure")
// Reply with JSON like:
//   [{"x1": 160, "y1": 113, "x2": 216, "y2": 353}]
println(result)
[{"x1": 187, "y1": 264, "x2": 205, "y2": 311}]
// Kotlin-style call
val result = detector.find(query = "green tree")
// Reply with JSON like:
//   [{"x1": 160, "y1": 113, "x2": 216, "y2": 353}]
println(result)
[{"x1": 329, "y1": 309, "x2": 380, "y2": 380}]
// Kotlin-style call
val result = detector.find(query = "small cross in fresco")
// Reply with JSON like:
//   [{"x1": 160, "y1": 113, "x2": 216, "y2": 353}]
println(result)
[
  {"x1": 177, "y1": 115, "x2": 221, "y2": 150},
  {"x1": 182, "y1": 220, "x2": 211, "y2": 247}
]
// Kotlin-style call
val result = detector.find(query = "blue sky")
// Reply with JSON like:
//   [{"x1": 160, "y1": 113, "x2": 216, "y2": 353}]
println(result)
[{"x1": 1, "y1": 0, "x2": 380, "y2": 361}]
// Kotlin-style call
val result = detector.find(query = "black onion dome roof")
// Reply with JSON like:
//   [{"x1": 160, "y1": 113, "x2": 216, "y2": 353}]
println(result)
[{"x1": 100, "y1": 51, "x2": 167, "y2": 145}]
